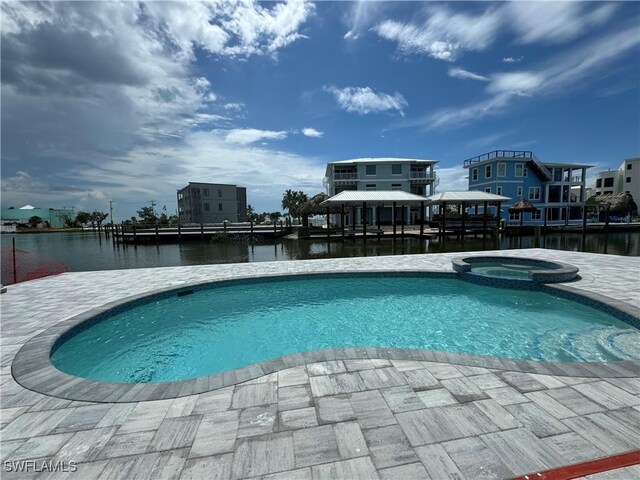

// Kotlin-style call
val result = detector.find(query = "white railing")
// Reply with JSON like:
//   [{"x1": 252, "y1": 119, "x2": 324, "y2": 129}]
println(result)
[
  {"x1": 409, "y1": 171, "x2": 436, "y2": 179},
  {"x1": 333, "y1": 173, "x2": 358, "y2": 180}
]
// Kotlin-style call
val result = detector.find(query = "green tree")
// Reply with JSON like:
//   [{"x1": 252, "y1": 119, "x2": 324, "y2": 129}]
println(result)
[
  {"x1": 75, "y1": 211, "x2": 91, "y2": 226},
  {"x1": 28, "y1": 215, "x2": 43, "y2": 228},
  {"x1": 281, "y1": 190, "x2": 308, "y2": 221},
  {"x1": 59, "y1": 212, "x2": 77, "y2": 228},
  {"x1": 268, "y1": 212, "x2": 282, "y2": 224},
  {"x1": 246, "y1": 204, "x2": 255, "y2": 221},
  {"x1": 137, "y1": 205, "x2": 158, "y2": 224},
  {"x1": 90, "y1": 211, "x2": 109, "y2": 229}
]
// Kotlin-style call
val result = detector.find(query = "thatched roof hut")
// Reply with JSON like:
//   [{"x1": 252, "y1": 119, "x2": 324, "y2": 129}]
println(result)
[
  {"x1": 298, "y1": 193, "x2": 342, "y2": 226},
  {"x1": 586, "y1": 193, "x2": 638, "y2": 215},
  {"x1": 508, "y1": 197, "x2": 538, "y2": 214},
  {"x1": 508, "y1": 197, "x2": 538, "y2": 226}
]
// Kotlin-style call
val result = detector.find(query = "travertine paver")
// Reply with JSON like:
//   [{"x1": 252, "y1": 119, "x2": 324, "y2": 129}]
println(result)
[{"x1": 1, "y1": 250, "x2": 639, "y2": 479}]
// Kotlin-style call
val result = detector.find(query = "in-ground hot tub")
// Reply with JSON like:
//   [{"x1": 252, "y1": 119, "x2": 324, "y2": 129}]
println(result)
[{"x1": 452, "y1": 256, "x2": 579, "y2": 283}]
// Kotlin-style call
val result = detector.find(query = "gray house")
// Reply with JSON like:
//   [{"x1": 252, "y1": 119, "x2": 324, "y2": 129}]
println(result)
[{"x1": 177, "y1": 183, "x2": 247, "y2": 224}]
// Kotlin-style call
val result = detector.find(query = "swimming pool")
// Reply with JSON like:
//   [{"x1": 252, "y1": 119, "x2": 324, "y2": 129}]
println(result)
[{"x1": 50, "y1": 275, "x2": 640, "y2": 383}]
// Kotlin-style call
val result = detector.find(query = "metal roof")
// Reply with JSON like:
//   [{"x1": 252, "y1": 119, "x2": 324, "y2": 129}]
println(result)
[
  {"x1": 329, "y1": 157, "x2": 437, "y2": 165},
  {"x1": 424, "y1": 191, "x2": 511, "y2": 204},
  {"x1": 320, "y1": 190, "x2": 428, "y2": 206}
]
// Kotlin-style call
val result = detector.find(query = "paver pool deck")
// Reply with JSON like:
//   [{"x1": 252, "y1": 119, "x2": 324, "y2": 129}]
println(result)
[{"x1": 1, "y1": 249, "x2": 639, "y2": 479}]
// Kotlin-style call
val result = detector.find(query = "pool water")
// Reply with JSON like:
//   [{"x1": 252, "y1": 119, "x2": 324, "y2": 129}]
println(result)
[
  {"x1": 50, "y1": 276, "x2": 640, "y2": 383},
  {"x1": 468, "y1": 262, "x2": 553, "y2": 280}
]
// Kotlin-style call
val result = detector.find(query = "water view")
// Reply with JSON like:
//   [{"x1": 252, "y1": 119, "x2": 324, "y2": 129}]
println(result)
[{"x1": 3, "y1": 230, "x2": 638, "y2": 273}]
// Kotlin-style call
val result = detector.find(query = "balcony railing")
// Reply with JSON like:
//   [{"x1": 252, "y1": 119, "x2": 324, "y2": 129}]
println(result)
[
  {"x1": 409, "y1": 171, "x2": 436, "y2": 179},
  {"x1": 463, "y1": 150, "x2": 533, "y2": 167},
  {"x1": 333, "y1": 173, "x2": 358, "y2": 180}
]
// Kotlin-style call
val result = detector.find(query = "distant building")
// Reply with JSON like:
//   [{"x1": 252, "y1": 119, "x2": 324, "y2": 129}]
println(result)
[
  {"x1": 464, "y1": 150, "x2": 591, "y2": 223},
  {"x1": 0, "y1": 205, "x2": 74, "y2": 228},
  {"x1": 323, "y1": 157, "x2": 438, "y2": 224},
  {"x1": 177, "y1": 183, "x2": 247, "y2": 224},
  {"x1": 594, "y1": 158, "x2": 639, "y2": 202}
]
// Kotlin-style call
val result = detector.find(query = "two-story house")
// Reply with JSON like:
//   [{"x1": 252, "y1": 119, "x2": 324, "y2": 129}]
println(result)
[
  {"x1": 324, "y1": 158, "x2": 438, "y2": 224},
  {"x1": 463, "y1": 150, "x2": 591, "y2": 224},
  {"x1": 594, "y1": 158, "x2": 639, "y2": 202},
  {"x1": 177, "y1": 182, "x2": 247, "y2": 224}
]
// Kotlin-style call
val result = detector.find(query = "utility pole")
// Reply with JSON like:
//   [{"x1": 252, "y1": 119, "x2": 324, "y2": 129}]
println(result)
[{"x1": 109, "y1": 201, "x2": 114, "y2": 224}]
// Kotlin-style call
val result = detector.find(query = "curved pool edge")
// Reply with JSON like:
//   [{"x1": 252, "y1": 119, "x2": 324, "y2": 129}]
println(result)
[
  {"x1": 452, "y1": 255, "x2": 580, "y2": 283},
  {"x1": 12, "y1": 270, "x2": 640, "y2": 403}
]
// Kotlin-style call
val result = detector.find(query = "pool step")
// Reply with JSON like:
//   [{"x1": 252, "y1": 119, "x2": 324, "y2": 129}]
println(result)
[{"x1": 531, "y1": 328, "x2": 640, "y2": 362}]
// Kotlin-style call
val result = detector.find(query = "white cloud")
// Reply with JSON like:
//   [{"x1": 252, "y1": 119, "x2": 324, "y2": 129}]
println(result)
[
  {"x1": 301, "y1": 128, "x2": 323, "y2": 138},
  {"x1": 324, "y1": 86, "x2": 408, "y2": 116},
  {"x1": 426, "y1": 25, "x2": 640, "y2": 129},
  {"x1": 502, "y1": 56, "x2": 524, "y2": 63},
  {"x1": 433, "y1": 165, "x2": 469, "y2": 192},
  {"x1": 487, "y1": 72, "x2": 544, "y2": 96},
  {"x1": 224, "y1": 128, "x2": 288, "y2": 145},
  {"x1": 343, "y1": 0, "x2": 387, "y2": 40},
  {"x1": 506, "y1": 2, "x2": 617, "y2": 45},
  {"x1": 0, "y1": 1, "x2": 316, "y2": 216},
  {"x1": 374, "y1": 5, "x2": 501, "y2": 61},
  {"x1": 448, "y1": 68, "x2": 489, "y2": 82},
  {"x1": 373, "y1": 3, "x2": 618, "y2": 62}
]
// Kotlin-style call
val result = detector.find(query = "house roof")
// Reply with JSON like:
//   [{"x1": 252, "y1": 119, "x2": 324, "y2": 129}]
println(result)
[
  {"x1": 325, "y1": 158, "x2": 437, "y2": 176},
  {"x1": 424, "y1": 191, "x2": 511, "y2": 204},
  {"x1": 320, "y1": 190, "x2": 429, "y2": 206}
]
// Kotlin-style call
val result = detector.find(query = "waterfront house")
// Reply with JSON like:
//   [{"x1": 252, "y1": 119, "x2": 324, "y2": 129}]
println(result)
[
  {"x1": 323, "y1": 158, "x2": 438, "y2": 225},
  {"x1": 463, "y1": 150, "x2": 591, "y2": 224},
  {"x1": 594, "y1": 158, "x2": 639, "y2": 203},
  {"x1": 0, "y1": 205, "x2": 74, "y2": 228},
  {"x1": 177, "y1": 182, "x2": 247, "y2": 224}
]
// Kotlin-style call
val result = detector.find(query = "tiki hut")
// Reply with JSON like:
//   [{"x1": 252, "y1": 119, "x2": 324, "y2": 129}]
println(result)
[
  {"x1": 297, "y1": 193, "x2": 341, "y2": 227},
  {"x1": 508, "y1": 197, "x2": 538, "y2": 226},
  {"x1": 586, "y1": 193, "x2": 638, "y2": 219}
]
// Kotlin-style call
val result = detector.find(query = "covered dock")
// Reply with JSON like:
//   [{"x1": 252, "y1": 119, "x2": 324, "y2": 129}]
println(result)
[
  {"x1": 318, "y1": 190, "x2": 432, "y2": 240},
  {"x1": 424, "y1": 191, "x2": 511, "y2": 235}
]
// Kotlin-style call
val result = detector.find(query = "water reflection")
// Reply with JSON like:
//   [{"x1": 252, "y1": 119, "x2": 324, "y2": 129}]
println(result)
[{"x1": 1, "y1": 230, "x2": 638, "y2": 273}]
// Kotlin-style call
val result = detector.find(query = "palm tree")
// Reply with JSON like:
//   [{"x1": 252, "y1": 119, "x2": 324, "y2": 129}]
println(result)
[{"x1": 281, "y1": 190, "x2": 308, "y2": 222}]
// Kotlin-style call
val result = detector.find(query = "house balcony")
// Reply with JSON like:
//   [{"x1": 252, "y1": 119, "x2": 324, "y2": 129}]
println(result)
[
  {"x1": 331, "y1": 172, "x2": 358, "y2": 185},
  {"x1": 409, "y1": 171, "x2": 436, "y2": 184}
]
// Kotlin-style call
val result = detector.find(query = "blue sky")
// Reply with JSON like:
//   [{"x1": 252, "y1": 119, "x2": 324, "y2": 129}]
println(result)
[{"x1": 2, "y1": 1, "x2": 639, "y2": 221}]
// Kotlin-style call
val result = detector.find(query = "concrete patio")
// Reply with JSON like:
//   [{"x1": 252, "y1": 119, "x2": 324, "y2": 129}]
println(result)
[{"x1": 1, "y1": 249, "x2": 639, "y2": 479}]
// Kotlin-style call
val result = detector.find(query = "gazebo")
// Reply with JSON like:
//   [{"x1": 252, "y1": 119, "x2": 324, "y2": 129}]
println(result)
[
  {"x1": 508, "y1": 197, "x2": 538, "y2": 227},
  {"x1": 297, "y1": 193, "x2": 341, "y2": 227}
]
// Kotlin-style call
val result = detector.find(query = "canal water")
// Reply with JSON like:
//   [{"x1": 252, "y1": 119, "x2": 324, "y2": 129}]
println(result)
[{"x1": 2, "y1": 230, "x2": 638, "y2": 273}]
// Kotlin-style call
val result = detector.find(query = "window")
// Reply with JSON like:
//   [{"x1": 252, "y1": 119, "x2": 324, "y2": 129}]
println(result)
[
  {"x1": 553, "y1": 168, "x2": 562, "y2": 182},
  {"x1": 203, "y1": 188, "x2": 209, "y2": 197},
  {"x1": 485, "y1": 165, "x2": 492, "y2": 179},
  {"x1": 204, "y1": 203, "x2": 210, "y2": 211},
  {"x1": 218, "y1": 203, "x2": 223, "y2": 211},
  {"x1": 517, "y1": 186, "x2": 523, "y2": 197},
  {"x1": 218, "y1": 188, "x2": 223, "y2": 197},
  {"x1": 596, "y1": 178, "x2": 602, "y2": 188},
  {"x1": 515, "y1": 164, "x2": 524, "y2": 177},
  {"x1": 484, "y1": 187, "x2": 491, "y2": 193},
  {"x1": 524, "y1": 167, "x2": 528, "y2": 177},
  {"x1": 531, "y1": 210, "x2": 541, "y2": 221},
  {"x1": 391, "y1": 183, "x2": 402, "y2": 190},
  {"x1": 365, "y1": 184, "x2": 376, "y2": 190},
  {"x1": 472, "y1": 168, "x2": 478, "y2": 181},
  {"x1": 529, "y1": 187, "x2": 541, "y2": 201},
  {"x1": 627, "y1": 177, "x2": 631, "y2": 183},
  {"x1": 627, "y1": 163, "x2": 632, "y2": 170},
  {"x1": 604, "y1": 177, "x2": 614, "y2": 187},
  {"x1": 509, "y1": 212, "x2": 521, "y2": 221},
  {"x1": 391, "y1": 164, "x2": 402, "y2": 175},
  {"x1": 496, "y1": 186, "x2": 503, "y2": 195},
  {"x1": 366, "y1": 165, "x2": 376, "y2": 175},
  {"x1": 497, "y1": 163, "x2": 506, "y2": 177}
]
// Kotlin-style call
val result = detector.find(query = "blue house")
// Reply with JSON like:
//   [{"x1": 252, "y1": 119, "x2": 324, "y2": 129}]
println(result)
[{"x1": 464, "y1": 150, "x2": 591, "y2": 224}]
